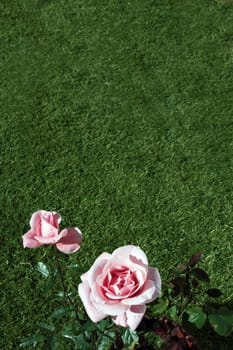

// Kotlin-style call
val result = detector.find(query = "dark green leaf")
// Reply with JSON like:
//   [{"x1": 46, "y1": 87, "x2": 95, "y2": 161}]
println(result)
[
  {"x1": 79, "y1": 320, "x2": 96, "y2": 334},
  {"x1": 192, "y1": 268, "x2": 210, "y2": 283},
  {"x1": 121, "y1": 328, "x2": 139, "y2": 349},
  {"x1": 151, "y1": 300, "x2": 169, "y2": 314},
  {"x1": 96, "y1": 318, "x2": 112, "y2": 332},
  {"x1": 68, "y1": 264, "x2": 87, "y2": 274},
  {"x1": 187, "y1": 306, "x2": 207, "y2": 329},
  {"x1": 206, "y1": 288, "x2": 223, "y2": 298},
  {"x1": 55, "y1": 290, "x2": 73, "y2": 298},
  {"x1": 51, "y1": 306, "x2": 71, "y2": 318},
  {"x1": 61, "y1": 322, "x2": 77, "y2": 335},
  {"x1": 19, "y1": 335, "x2": 45, "y2": 348},
  {"x1": 168, "y1": 305, "x2": 177, "y2": 319},
  {"x1": 44, "y1": 335, "x2": 59, "y2": 350},
  {"x1": 45, "y1": 269, "x2": 58, "y2": 292},
  {"x1": 188, "y1": 252, "x2": 202, "y2": 267},
  {"x1": 208, "y1": 307, "x2": 233, "y2": 336},
  {"x1": 36, "y1": 262, "x2": 50, "y2": 278},
  {"x1": 63, "y1": 334, "x2": 93, "y2": 350},
  {"x1": 96, "y1": 331, "x2": 115, "y2": 350},
  {"x1": 37, "y1": 322, "x2": 55, "y2": 332}
]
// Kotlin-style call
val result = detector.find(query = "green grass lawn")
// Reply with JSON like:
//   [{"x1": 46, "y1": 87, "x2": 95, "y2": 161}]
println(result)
[{"x1": 1, "y1": 0, "x2": 233, "y2": 348}]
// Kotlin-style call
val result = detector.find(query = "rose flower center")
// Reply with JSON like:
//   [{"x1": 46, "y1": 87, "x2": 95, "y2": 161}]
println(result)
[{"x1": 102, "y1": 267, "x2": 140, "y2": 299}]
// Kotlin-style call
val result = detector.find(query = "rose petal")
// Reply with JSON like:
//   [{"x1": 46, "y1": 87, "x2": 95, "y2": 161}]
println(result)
[
  {"x1": 49, "y1": 211, "x2": 61, "y2": 228},
  {"x1": 34, "y1": 224, "x2": 66, "y2": 244},
  {"x1": 40, "y1": 217, "x2": 59, "y2": 238},
  {"x1": 126, "y1": 305, "x2": 146, "y2": 330},
  {"x1": 35, "y1": 235, "x2": 60, "y2": 244},
  {"x1": 78, "y1": 281, "x2": 106, "y2": 322},
  {"x1": 96, "y1": 246, "x2": 148, "y2": 294},
  {"x1": 80, "y1": 272, "x2": 89, "y2": 282},
  {"x1": 56, "y1": 227, "x2": 82, "y2": 254},
  {"x1": 29, "y1": 210, "x2": 61, "y2": 240},
  {"x1": 112, "y1": 305, "x2": 146, "y2": 330},
  {"x1": 110, "y1": 246, "x2": 148, "y2": 269},
  {"x1": 112, "y1": 311, "x2": 128, "y2": 328},
  {"x1": 148, "y1": 267, "x2": 161, "y2": 297},
  {"x1": 122, "y1": 268, "x2": 161, "y2": 305},
  {"x1": 103, "y1": 268, "x2": 142, "y2": 300},
  {"x1": 35, "y1": 229, "x2": 67, "y2": 244},
  {"x1": 30, "y1": 210, "x2": 61, "y2": 234},
  {"x1": 90, "y1": 283, "x2": 127, "y2": 315},
  {"x1": 29, "y1": 211, "x2": 42, "y2": 235},
  {"x1": 87, "y1": 252, "x2": 111, "y2": 287},
  {"x1": 122, "y1": 279, "x2": 156, "y2": 305},
  {"x1": 22, "y1": 229, "x2": 43, "y2": 249}
]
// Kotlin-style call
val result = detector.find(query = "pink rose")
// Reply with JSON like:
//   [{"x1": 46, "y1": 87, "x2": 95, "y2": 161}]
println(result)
[
  {"x1": 78, "y1": 245, "x2": 161, "y2": 330},
  {"x1": 22, "y1": 210, "x2": 82, "y2": 254}
]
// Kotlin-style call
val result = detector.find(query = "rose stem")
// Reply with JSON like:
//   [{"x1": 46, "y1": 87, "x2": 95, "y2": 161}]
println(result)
[{"x1": 54, "y1": 248, "x2": 79, "y2": 322}]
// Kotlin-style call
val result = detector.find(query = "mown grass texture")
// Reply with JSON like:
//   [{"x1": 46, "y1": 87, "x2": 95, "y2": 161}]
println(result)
[{"x1": 0, "y1": 0, "x2": 233, "y2": 348}]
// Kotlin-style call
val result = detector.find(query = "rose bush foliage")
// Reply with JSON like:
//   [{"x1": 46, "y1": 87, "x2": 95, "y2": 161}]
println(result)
[
  {"x1": 21, "y1": 210, "x2": 232, "y2": 349},
  {"x1": 22, "y1": 211, "x2": 161, "y2": 332}
]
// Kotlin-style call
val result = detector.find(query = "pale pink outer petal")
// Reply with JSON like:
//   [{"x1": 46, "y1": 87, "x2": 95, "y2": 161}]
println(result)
[
  {"x1": 112, "y1": 305, "x2": 146, "y2": 330},
  {"x1": 80, "y1": 271, "x2": 89, "y2": 282},
  {"x1": 147, "y1": 267, "x2": 161, "y2": 298},
  {"x1": 112, "y1": 311, "x2": 128, "y2": 328},
  {"x1": 126, "y1": 305, "x2": 146, "y2": 330},
  {"x1": 29, "y1": 211, "x2": 42, "y2": 236},
  {"x1": 87, "y1": 252, "x2": 111, "y2": 287},
  {"x1": 56, "y1": 227, "x2": 82, "y2": 254},
  {"x1": 109, "y1": 245, "x2": 148, "y2": 269},
  {"x1": 22, "y1": 229, "x2": 43, "y2": 248},
  {"x1": 78, "y1": 281, "x2": 107, "y2": 322}
]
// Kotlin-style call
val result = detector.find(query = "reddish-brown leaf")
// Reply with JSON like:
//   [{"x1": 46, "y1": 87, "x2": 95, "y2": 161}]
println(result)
[
  {"x1": 192, "y1": 268, "x2": 210, "y2": 283},
  {"x1": 188, "y1": 252, "x2": 202, "y2": 267}
]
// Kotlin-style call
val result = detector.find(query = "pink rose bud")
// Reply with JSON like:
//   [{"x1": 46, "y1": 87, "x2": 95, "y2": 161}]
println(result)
[
  {"x1": 78, "y1": 245, "x2": 161, "y2": 330},
  {"x1": 22, "y1": 210, "x2": 82, "y2": 254}
]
